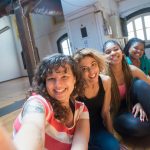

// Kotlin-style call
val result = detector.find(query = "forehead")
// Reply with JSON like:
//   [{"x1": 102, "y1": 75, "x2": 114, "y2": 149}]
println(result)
[
  {"x1": 105, "y1": 42, "x2": 118, "y2": 50},
  {"x1": 132, "y1": 42, "x2": 144, "y2": 48},
  {"x1": 49, "y1": 64, "x2": 73, "y2": 75},
  {"x1": 79, "y1": 56, "x2": 96, "y2": 66}
]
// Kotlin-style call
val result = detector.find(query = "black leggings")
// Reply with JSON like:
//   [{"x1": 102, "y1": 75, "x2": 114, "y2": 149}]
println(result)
[{"x1": 114, "y1": 79, "x2": 150, "y2": 137}]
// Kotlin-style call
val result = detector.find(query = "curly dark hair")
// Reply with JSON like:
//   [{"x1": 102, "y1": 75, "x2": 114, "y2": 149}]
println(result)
[
  {"x1": 27, "y1": 53, "x2": 84, "y2": 123},
  {"x1": 103, "y1": 40, "x2": 133, "y2": 116}
]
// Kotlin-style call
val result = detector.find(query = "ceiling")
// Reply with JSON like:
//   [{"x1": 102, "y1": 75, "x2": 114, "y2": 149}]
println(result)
[{"x1": 0, "y1": 0, "x2": 63, "y2": 17}]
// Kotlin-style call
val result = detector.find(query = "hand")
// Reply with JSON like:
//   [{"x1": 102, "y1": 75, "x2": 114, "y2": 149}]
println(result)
[
  {"x1": 120, "y1": 144, "x2": 128, "y2": 150},
  {"x1": 132, "y1": 103, "x2": 148, "y2": 122}
]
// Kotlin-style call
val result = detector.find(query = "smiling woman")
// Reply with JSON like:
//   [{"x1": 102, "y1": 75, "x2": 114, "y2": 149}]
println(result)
[
  {"x1": 73, "y1": 48, "x2": 120, "y2": 150},
  {"x1": 13, "y1": 53, "x2": 90, "y2": 150},
  {"x1": 103, "y1": 40, "x2": 150, "y2": 137},
  {"x1": 124, "y1": 37, "x2": 150, "y2": 75}
]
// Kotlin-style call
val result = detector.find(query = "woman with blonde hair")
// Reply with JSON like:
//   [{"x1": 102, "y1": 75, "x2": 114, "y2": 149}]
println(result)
[{"x1": 73, "y1": 48, "x2": 120, "y2": 150}]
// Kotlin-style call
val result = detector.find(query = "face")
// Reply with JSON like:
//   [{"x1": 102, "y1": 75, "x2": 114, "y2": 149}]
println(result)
[
  {"x1": 129, "y1": 42, "x2": 144, "y2": 59},
  {"x1": 46, "y1": 64, "x2": 76, "y2": 104},
  {"x1": 104, "y1": 43, "x2": 123, "y2": 65},
  {"x1": 79, "y1": 56, "x2": 99, "y2": 84}
]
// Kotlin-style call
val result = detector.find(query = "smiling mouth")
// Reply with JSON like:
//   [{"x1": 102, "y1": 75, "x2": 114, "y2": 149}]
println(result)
[
  {"x1": 55, "y1": 89, "x2": 66, "y2": 94},
  {"x1": 89, "y1": 73, "x2": 97, "y2": 79},
  {"x1": 111, "y1": 55, "x2": 119, "y2": 61}
]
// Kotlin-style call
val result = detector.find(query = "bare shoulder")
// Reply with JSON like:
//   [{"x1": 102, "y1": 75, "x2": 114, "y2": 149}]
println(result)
[{"x1": 99, "y1": 74, "x2": 111, "y2": 91}]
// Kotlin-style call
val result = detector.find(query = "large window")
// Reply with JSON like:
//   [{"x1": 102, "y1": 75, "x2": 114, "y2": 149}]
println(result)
[{"x1": 127, "y1": 13, "x2": 150, "y2": 41}]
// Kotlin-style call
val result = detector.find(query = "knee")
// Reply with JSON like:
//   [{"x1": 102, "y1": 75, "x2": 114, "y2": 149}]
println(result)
[
  {"x1": 114, "y1": 113, "x2": 142, "y2": 136},
  {"x1": 133, "y1": 79, "x2": 150, "y2": 90}
]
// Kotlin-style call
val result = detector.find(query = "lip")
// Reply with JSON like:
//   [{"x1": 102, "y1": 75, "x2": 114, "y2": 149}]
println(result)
[
  {"x1": 110, "y1": 55, "x2": 119, "y2": 61},
  {"x1": 54, "y1": 88, "x2": 66, "y2": 96},
  {"x1": 88, "y1": 73, "x2": 97, "y2": 79}
]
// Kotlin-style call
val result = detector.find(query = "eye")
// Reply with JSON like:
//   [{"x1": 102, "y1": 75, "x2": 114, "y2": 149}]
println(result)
[
  {"x1": 114, "y1": 48, "x2": 119, "y2": 51},
  {"x1": 91, "y1": 62, "x2": 97, "y2": 67},
  {"x1": 81, "y1": 67, "x2": 88, "y2": 72},
  {"x1": 62, "y1": 76, "x2": 68, "y2": 80},
  {"x1": 46, "y1": 77, "x2": 55, "y2": 81},
  {"x1": 105, "y1": 49, "x2": 111, "y2": 54}
]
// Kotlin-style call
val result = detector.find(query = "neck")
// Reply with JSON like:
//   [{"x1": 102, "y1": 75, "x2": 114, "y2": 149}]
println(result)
[
  {"x1": 86, "y1": 80, "x2": 99, "y2": 89},
  {"x1": 130, "y1": 56, "x2": 140, "y2": 67},
  {"x1": 111, "y1": 63, "x2": 123, "y2": 75}
]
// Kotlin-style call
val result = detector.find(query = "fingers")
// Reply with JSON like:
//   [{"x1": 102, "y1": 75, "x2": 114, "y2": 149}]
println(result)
[
  {"x1": 139, "y1": 109, "x2": 144, "y2": 122},
  {"x1": 132, "y1": 106, "x2": 139, "y2": 118},
  {"x1": 140, "y1": 110, "x2": 149, "y2": 122},
  {"x1": 120, "y1": 144, "x2": 128, "y2": 150},
  {"x1": 132, "y1": 103, "x2": 148, "y2": 122}
]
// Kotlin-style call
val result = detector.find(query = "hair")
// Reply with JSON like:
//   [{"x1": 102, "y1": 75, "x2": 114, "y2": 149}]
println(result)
[
  {"x1": 27, "y1": 53, "x2": 84, "y2": 123},
  {"x1": 103, "y1": 40, "x2": 133, "y2": 116},
  {"x1": 124, "y1": 37, "x2": 145, "y2": 56},
  {"x1": 73, "y1": 48, "x2": 107, "y2": 73}
]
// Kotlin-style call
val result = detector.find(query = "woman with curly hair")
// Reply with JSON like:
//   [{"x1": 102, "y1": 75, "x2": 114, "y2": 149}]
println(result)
[
  {"x1": 73, "y1": 48, "x2": 120, "y2": 150},
  {"x1": 103, "y1": 40, "x2": 150, "y2": 137},
  {"x1": 13, "y1": 53, "x2": 90, "y2": 150}
]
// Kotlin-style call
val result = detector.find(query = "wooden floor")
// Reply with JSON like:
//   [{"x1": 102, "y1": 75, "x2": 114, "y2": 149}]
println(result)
[
  {"x1": 0, "y1": 77, "x2": 150, "y2": 150},
  {"x1": 0, "y1": 77, "x2": 30, "y2": 134}
]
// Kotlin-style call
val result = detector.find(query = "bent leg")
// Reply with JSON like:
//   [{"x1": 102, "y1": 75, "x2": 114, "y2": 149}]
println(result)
[
  {"x1": 130, "y1": 79, "x2": 150, "y2": 116},
  {"x1": 114, "y1": 112, "x2": 150, "y2": 137}
]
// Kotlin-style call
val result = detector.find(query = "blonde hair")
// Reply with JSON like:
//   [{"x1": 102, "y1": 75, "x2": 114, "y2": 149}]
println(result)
[{"x1": 73, "y1": 48, "x2": 107, "y2": 73}]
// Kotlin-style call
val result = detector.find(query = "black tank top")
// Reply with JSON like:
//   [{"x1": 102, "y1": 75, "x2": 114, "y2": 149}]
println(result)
[{"x1": 78, "y1": 76, "x2": 105, "y2": 131}]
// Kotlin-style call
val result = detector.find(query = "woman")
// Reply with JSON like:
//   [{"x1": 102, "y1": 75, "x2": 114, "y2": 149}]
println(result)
[
  {"x1": 73, "y1": 48, "x2": 120, "y2": 150},
  {"x1": 13, "y1": 53, "x2": 90, "y2": 150},
  {"x1": 124, "y1": 37, "x2": 150, "y2": 75},
  {"x1": 103, "y1": 40, "x2": 150, "y2": 137}
]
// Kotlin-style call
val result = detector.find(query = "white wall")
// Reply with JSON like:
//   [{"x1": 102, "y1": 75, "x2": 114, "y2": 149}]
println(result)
[
  {"x1": 31, "y1": 14, "x2": 67, "y2": 59},
  {"x1": 0, "y1": 16, "x2": 22, "y2": 82},
  {"x1": 10, "y1": 15, "x2": 27, "y2": 76},
  {"x1": 49, "y1": 22, "x2": 67, "y2": 52}
]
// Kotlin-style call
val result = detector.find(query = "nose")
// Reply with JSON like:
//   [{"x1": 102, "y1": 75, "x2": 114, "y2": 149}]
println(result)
[
  {"x1": 110, "y1": 50, "x2": 116, "y2": 55},
  {"x1": 88, "y1": 67, "x2": 95, "y2": 74},
  {"x1": 54, "y1": 79, "x2": 62, "y2": 89}
]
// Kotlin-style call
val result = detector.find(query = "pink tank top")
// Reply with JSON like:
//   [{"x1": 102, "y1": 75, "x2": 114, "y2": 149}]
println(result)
[{"x1": 118, "y1": 84, "x2": 126, "y2": 99}]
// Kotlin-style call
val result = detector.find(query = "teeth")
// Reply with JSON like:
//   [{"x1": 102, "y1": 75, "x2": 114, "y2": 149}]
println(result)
[
  {"x1": 89, "y1": 74, "x2": 96, "y2": 78},
  {"x1": 55, "y1": 89, "x2": 65, "y2": 92},
  {"x1": 111, "y1": 56, "x2": 118, "y2": 61}
]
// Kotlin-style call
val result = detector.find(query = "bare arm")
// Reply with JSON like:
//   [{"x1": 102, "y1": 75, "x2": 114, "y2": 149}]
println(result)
[
  {"x1": 0, "y1": 126, "x2": 16, "y2": 150},
  {"x1": 130, "y1": 65, "x2": 150, "y2": 84},
  {"x1": 100, "y1": 74, "x2": 113, "y2": 134},
  {"x1": 13, "y1": 98, "x2": 46, "y2": 150},
  {"x1": 71, "y1": 118, "x2": 90, "y2": 150}
]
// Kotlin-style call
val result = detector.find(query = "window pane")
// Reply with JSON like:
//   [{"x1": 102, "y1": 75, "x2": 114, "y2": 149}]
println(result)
[
  {"x1": 61, "y1": 40, "x2": 70, "y2": 55},
  {"x1": 144, "y1": 16, "x2": 150, "y2": 28},
  {"x1": 146, "y1": 28, "x2": 150, "y2": 40},
  {"x1": 134, "y1": 17, "x2": 143, "y2": 30},
  {"x1": 127, "y1": 22, "x2": 133, "y2": 32},
  {"x1": 136, "y1": 30, "x2": 145, "y2": 40},
  {"x1": 128, "y1": 32, "x2": 135, "y2": 40}
]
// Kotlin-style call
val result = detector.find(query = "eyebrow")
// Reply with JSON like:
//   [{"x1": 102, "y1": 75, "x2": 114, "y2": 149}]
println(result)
[{"x1": 80, "y1": 61, "x2": 97, "y2": 68}]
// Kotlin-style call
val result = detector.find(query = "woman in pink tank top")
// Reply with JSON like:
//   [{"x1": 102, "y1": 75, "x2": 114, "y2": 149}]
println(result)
[{"x1": 103, "y1": 40, "x2": 150, "y2": 138}]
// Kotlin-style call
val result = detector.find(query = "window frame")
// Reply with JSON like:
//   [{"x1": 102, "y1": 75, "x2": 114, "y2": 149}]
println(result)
[{"x1": 127, "y1": 12, "x2": 150, "y2": 41}]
